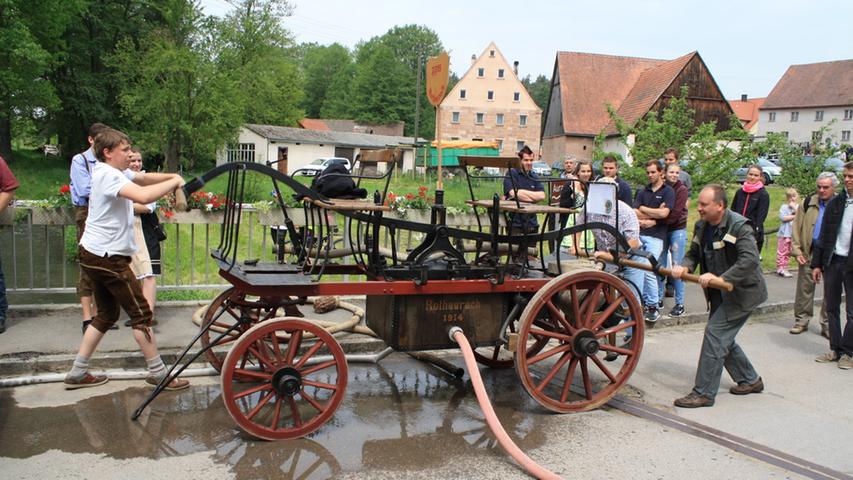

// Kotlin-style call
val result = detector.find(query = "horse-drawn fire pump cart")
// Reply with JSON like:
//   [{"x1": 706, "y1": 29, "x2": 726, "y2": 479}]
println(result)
[{"x1": 131, "y1": 153, "x2": 728, "y2": 478}]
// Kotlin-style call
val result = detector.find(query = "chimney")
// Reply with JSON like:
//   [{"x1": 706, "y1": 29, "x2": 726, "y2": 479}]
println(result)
[
  {"x1": 471, "y1": 54, "x2": 476, "y2": 65},
  {"x1": 513, "y1": 61, "x2": 519, "y2": 76},
  {"x1": 741, "y1": 94, "x2": 748, "y2": 102}
]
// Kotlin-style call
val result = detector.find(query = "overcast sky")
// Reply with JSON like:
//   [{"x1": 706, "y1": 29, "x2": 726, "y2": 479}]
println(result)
[{"x1": 201, "y1": 0, "x2": 852, "y2": 99}]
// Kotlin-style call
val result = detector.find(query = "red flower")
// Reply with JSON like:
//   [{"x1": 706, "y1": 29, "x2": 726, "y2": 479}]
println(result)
[
  {"x1": 162, "y1": 209, "x2": 175, "y2": 218},
  {"x1": 59, "y1": 184, "x2": 71, "y2": 194},
  {"x1": 405, "y1": 193, "x2": 415, "y2": 200}
]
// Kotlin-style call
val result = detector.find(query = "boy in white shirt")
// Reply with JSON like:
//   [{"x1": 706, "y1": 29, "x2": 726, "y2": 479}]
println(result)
[{"x1": 64, "y1": 129, "x2": 189, "y2": 390}]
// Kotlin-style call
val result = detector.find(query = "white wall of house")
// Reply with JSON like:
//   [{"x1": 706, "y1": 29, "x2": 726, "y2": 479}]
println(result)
[
  {"x1": 757, "y1": 106, "x2": 853, "y2": 146},
  {"x1": 218, "y1": 127, "x2": 417, "y2": 173},
  {"x1": 602, "y1": 136, "x2": 633, "y2": 164}
]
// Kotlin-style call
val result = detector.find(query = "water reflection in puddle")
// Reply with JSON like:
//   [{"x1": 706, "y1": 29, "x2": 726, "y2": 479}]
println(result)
[{"x1": 0, "y1": 354, "x2": 548, "y2": 478}]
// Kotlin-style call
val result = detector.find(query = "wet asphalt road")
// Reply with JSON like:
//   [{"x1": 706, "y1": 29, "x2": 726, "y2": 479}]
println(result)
[{"x1": 0, "y1": 348, "x2": 816, "y2": 480}]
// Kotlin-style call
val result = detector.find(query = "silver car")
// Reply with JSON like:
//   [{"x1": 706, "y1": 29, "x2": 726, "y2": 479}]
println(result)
[{"x1": 735, "y1": 158, "x2": 781, "y2": 184}]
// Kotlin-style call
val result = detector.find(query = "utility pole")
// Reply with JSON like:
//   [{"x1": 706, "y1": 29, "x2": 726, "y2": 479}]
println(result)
[{"x1": 413, "y1": 52, "x2": 423, "y2": 178}]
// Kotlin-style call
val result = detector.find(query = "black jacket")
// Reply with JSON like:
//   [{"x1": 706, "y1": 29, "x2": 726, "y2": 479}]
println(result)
[
  {"x1": 810, "y1": 190, "x2": 853, "y2": 271},
  {"x1": 732, "y1": 186, "x2": 770, "y2": 239}
]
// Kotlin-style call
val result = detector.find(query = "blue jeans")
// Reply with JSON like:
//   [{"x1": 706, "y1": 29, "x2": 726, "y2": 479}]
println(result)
[
  {"x1": 639, "y1": 235, "x2": 664, "y2": 307},
  {"x1": 0, "y1": 254, "x2": 7, "y2": 321},
  {"x1": 659, "y1": 228, "x2": 687, "y2": 305}
]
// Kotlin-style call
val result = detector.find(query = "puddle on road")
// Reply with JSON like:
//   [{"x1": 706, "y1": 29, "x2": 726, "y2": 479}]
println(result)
[{"x1": 0, "y1": 355, "x2": 551, "y2": 478}]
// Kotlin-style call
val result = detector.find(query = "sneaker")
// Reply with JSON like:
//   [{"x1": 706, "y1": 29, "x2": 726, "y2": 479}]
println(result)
[
  {"x1": 658, "y1": 300, "x2": 664, "y2": 309},
  {"x1": 668, "y1": 304, "x2": 685, "y2": 317},
  {"x1": 644, "y1": 306, "x2": 660, "y2": 324},
  {"x1": 64, "y1": 372, "x2": 109, "y2": 390},
  {"x1": 730, "y1": 377, "x2": 764, "y2": 395},
  {"x1": 839, "y1": 355, "x2": 853, "y2": 370},
  {"x1": 145, "y1": 376, "x2": 190, "y2": 391},
  {"x1": 815, "y1": 351, "x2": 839, "y2": 363},
  {"x1": 789, "y1": 323, "x2": 808, "y2": 335},
  {"x1": 674, "y1": 392, "x2": 715, "y2": 408},
  {"x1": 777, "y1": 270, "x2": 792, "y2": 278}
]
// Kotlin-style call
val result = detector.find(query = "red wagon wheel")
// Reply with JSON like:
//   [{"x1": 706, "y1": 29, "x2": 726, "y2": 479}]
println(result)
[
  {"x1": 515, "y1": 270, "x2": 644, "y2": 413},
  {"x1": 221, "y1": 318, "x2": 348, "y2": 440},
  {"x1": 200, "y1": 288, "x2": 297, "y2": 374}
]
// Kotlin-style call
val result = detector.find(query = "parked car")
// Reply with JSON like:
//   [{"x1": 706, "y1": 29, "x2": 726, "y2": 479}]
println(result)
[
  {"x1": 550, "y1": 159, "x2": 565, "y2": 176},
  {"x1": 298, "y1": 157, "x2": 352, "y2": 176},
  {"x1": 735, "y1": 158, "x2": 781, "y2": 184},
  {"x1": 804, "y1": 154, "x2": 846, "y2": 175},
  {"x1": 531, "y1": 161, "x2": 552, "y2": 176}
]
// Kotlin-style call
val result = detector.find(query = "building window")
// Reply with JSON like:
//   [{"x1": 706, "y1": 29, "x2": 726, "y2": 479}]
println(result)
[
  {"x1": 791, "y1": 111, "x2": 799, "y2": 122},
  {"x1": 487, "y1": 90, "x2": 494, "y2": 101},
  {"x1": 519, "y1": 114, "x2": 528, "y2": 126},
  {"x1": 513, "y1": 92, "x2": 520, "y2": 102},
  {"x1": 459, "y1": 89, "x2": 466, "y2": 99},
  {"x1": 451, "y1": 111, "x2": 460, "y2": 123},
  {"x1": 812, "y1": 131, "x2": 821, "y2": 142},
  {"x1": 227, "y1": 143, "x2": 255, "y2": 163},
  {"x1": 476, "y1": 112, "x2": 484, "y2": 124},
  {"x1": 845, "y1": 109, "x2": 853, "y2": 120},
  {"x1": 843, "y1": 131, "x2": 851, "y2": 142},
  {"x1": 815, "y1": 110, "x2": 824, "y2": 121},
  {"x1": 472, "y1": 137, "x2": 483, "y2": 142},
  {"x1": 768, "y1": 112, "x2": 776, "y2": 122},
  {"x1": 516, "y1": 140, "x2": 525, "y2": 152},
  {"x1": 495, "y1": 139, "x2": 503, "y2": 150},
  {"x1": 489, "y1": 50, "x2": 495, "y2": 57},
  {"x1": 450, "y1": 136, "x2": 460, "y2": 140},
  {"x1": 496, "y1": 113, "x2": 504, "y2": 125},
  {"x1": 498, "y1": 69, "x2": 505, "y2": 78},
  {"x1": 780, "y1": 131, "x2": 789, "y2": 138},
  {"x1": 477, "y1": 67, "x2": 484, "y2": 77}
]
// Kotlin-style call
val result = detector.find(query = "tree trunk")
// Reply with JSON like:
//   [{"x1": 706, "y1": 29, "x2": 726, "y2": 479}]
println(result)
[
  {"x1": 165, "y1": 138, "x2": 179, "y2": 172},
  {"x1": 0, "y1": 113, "x2": 13, "y2": 163}
]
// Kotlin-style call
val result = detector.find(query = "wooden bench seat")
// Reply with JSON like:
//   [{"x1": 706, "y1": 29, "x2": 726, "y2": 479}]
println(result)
[{"x1": 306, "y1": 198, "x2": 391, "y2": 212}]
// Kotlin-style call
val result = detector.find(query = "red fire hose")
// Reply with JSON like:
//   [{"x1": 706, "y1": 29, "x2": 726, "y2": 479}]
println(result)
[{"x1": 450, "y1": 327, "x2": 562, "y2": 479}]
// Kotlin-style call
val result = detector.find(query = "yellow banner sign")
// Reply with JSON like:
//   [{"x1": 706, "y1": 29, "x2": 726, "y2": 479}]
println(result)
[{"x1": 426, "y1": 52, "x2": 450, "y2": 106}]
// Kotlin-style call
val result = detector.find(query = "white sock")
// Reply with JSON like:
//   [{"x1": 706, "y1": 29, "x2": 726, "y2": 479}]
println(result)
[
  {"x1": 146, "y1": 356, "x2": 166, "y2": 380},
  {"x1": 67, "y1": 354, "x2": 90, "y2": 380}
]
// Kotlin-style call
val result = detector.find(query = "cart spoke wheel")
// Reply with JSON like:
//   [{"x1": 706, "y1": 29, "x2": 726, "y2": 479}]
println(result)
[
  {"x1": 221, "y1": 318, "x2": 348, "y2": 440},
  {"x1": 516, "y1": 270, "x2": 644, "y2": 412},
  {"x1": 201, "y1": 288, "x2": 298, "y2": 375}
]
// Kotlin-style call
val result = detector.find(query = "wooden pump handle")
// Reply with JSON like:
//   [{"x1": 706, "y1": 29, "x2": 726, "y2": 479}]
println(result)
[{"x1": 576, "y1": 250, "x2": 734, "y2": 292}]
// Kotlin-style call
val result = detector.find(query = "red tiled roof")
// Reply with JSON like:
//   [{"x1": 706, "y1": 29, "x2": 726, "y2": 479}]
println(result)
[
  {"x1": 762, "y1": 59, "x2": 853, "y2": 109},
  {"x1": 728, "y1": 97, "x2": 765, "y2": 130},
  {"x1": 556, "y1": 52, "x2": 664, "y2": 135},
  {"x1": 606, "y1": 52, "x2": 696, "y2": 134},
  {"x1": 298, "y1": 118, "x2": 330, "y2": 131}
]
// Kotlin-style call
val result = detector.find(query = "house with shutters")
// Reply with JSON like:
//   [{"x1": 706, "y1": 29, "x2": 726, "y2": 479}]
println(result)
[
  {"x1": 757, "y1": 59, "x2": 853, "y2": 148},
  {"x1": 541, "y1": 51, "x2": 734, "y2": 164},
  {"x1": 438, "y1": 42, "x2": 542, "y2": 157}
]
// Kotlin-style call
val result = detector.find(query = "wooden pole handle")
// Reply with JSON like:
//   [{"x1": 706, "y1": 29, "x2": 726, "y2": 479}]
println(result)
[
  {"x1": 576, "y1": 250, "x2": 734, "y2": 292},
  {"x1": 174, "y1": 187, "x2": 189, "y2": 212}
]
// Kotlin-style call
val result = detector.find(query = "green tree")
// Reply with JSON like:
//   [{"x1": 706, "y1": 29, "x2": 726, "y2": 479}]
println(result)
[
  {"x1": 215, "y1": 0, "x2": 303, "y2": 126},
  {"x1": 521, "y1": 74, "x2": 550, "y2": 110},
  {"x1": 109, "y1": 0, "x2": 243, "y2": 171},
  {"x1": 301, "y1": 43, "x2": 353, "y2": 118},
  {"x1": 350, "y1": 44, "x2": 408, "y2": 125},
  {"x1": 0, "y1": 0, "x2": 80, "y2": 162},
  {"x1": 355, "y1": 25, "x2": 444, "y2": 139},
  {"x1": 607, "y1": 86, "x2": 749, "y2": 188},
  {"x1": 320, "y1": 62, "x2": 355, "y2": 118},
  {"x1": 775, "y1": 123, "x2": 837, "y2": 198}
]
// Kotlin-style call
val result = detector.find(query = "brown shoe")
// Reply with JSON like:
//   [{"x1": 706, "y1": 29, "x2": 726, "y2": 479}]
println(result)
[
  {"x1": 64, "y1": 372, "x2": 109, "y2": 390},
  {"x1": 815, "y1": 351, "x2": 839, "y2": 363},
  {"x1": 730, "y1": 377, "x2": 764, "y2": 395},
  {"x1": 145, "y1": 376, "x2": 190, "y2": 391},
  {"x1": 839, "y1": 355, "x2": 853, "y2": 370},
  {"x1": 674, "y1": 392, "x2": 715, "y2": 408},
  {"x1": 789, "y1": 324, "x2": 808, "y2": 334}
]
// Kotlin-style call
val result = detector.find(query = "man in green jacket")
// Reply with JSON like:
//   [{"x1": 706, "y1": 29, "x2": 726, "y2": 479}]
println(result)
[
  {"x1": 789, "y1": 172, "x2": 837, "y2": 337},
  {"x1": 671, "y1": 184, "x2": 766, "y2": 408}
]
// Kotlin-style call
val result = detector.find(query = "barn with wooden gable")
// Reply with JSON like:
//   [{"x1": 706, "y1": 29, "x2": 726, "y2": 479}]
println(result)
[{"x1": 540, "y1": 51, "x2": 734, "y2": 164}]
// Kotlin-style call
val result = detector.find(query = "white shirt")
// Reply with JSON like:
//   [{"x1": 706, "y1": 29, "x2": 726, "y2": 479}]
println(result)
[
  {"x1": 833, "y1": 197, "x2": 853, "y2": 257},
  {"x1": 80, "y1": 162, "x2": 138, "y2": 256}
]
